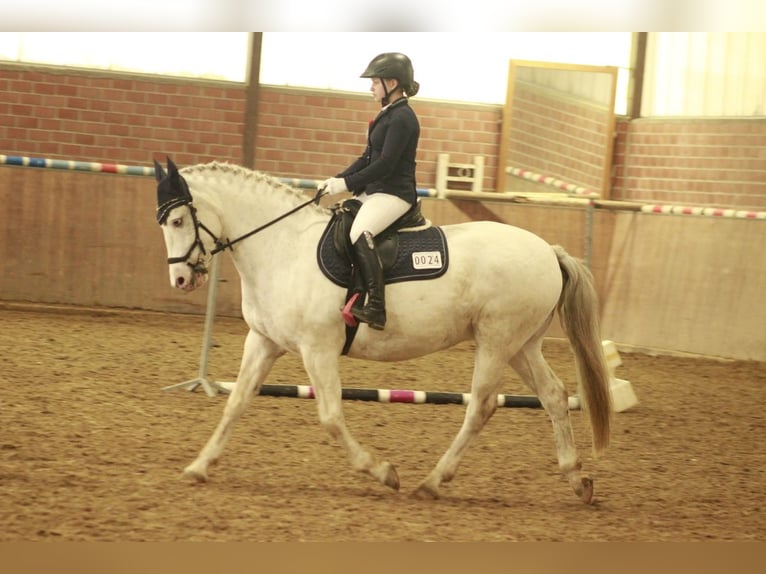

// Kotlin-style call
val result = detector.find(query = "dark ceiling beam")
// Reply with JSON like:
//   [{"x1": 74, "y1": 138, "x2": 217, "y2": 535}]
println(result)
[{"x1": 242, "y1": 32, "x2": 263, "y2": 169}]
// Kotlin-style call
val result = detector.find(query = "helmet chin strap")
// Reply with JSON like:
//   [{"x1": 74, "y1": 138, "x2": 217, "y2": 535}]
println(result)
[
  {"x1": 379, "y1": 79, "x2": 402, "y2": 107},
  {"x1": 380, "y1": 79, "x2": 391, "y2": 107}
]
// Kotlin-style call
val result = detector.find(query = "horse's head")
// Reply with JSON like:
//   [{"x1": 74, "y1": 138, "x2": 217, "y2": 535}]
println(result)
[{"x1": 154, "y1": 157, "x2": 216, "y2": 292}]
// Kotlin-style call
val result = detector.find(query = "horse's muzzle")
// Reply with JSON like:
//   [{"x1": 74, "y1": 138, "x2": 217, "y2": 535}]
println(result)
[{"x1": 170, "y1": 260, "x2": 208, "y2": 291}]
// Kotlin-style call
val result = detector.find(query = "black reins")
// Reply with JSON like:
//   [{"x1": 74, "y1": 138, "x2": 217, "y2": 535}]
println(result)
[{"x1": 167, "y1": 187, "x2": 325, "y2": 265}]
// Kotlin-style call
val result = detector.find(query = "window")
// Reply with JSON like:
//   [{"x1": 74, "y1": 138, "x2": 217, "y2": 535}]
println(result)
[
  {"x1": 0, "y1": 32, "x2": 249, "y2": 82},
  {"x1": 260, "y1": 32, "x2": 632, "y2": 112},
  {"x1": 642, "y1": 32, "x2": 766, "y2": 116}
]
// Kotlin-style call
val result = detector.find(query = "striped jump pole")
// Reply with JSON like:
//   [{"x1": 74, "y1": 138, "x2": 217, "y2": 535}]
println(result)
[
  {"x1": 639, "y1": 203, "x2": 766, "y2": 220},
  {"x1": 0, "y1": 154, "x2": 438, "y2": 197},
  {"x1": 0, "y1": 154, "x2": 154, "y2": 176},
  {"x1": 5, "y1": 153, "x2": 760, "y2": 218},
  {"x1": 213, "y1": 339, "x2": 638, "y2": 413},
  {"x1": 506, "y1": 165, "x2": 600, "y2": 198},
  {"x1": 215, "y1": 381, "x2": 581, "y2": 410}
]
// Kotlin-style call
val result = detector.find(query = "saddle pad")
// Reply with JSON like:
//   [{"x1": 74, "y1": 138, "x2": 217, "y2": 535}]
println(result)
[{"x1": 317, "y1": 225, "x2": 449, "y2": 288}]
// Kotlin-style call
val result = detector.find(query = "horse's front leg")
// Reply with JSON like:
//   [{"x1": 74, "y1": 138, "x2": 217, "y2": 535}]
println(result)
[
  {"x1": 184, "y1": 330, "x2": 283, "y2": 482},
  {"x1": 414, "y1": 347, "x2": 505, "y2": 499},
  {"x1": 302, "y1": 348, "x2": 400, "y2": 491}
]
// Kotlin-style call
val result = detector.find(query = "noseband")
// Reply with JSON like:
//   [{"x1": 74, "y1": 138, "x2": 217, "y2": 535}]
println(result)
[{"x1": 165, "y1": 187, "x2": 325, "y2": 267}]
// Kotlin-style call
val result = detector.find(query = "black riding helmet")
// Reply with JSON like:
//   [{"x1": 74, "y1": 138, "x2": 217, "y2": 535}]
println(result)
[{"x1": 360, "y1": 52, "x2": 420, "y2": 106}]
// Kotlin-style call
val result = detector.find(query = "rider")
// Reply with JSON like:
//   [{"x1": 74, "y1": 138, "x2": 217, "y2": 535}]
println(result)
[{"x1": 318, "y1": 52, "x2": 421, "y2": 330}]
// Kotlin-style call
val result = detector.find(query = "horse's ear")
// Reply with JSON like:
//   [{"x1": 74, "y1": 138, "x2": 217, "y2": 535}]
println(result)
[
  {"x1": 154, "y1": 159, "x2": 166, "y2": 182},
  {"x1": 164, "y1": 156, "x2": 192, "y2": 201},
  {"x1": 155, "y1": 156, "x2": 190, "y2": 223},
  {"x1": 166, "y1": 157, "x2": 185, "y2": 191},
  {"x1": 166, "y1": 156, "x2": 179, "y2": 178}
]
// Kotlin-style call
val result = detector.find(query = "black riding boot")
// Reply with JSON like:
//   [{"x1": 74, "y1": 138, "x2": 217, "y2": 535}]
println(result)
[{"x1": 351, "y1": 231, "x2": 386, "y2": 330}]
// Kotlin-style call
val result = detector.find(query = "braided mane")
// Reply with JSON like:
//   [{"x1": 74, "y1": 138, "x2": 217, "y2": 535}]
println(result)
[{"x1": 180, "y1": 161, "x2": 328, "y2": 215}]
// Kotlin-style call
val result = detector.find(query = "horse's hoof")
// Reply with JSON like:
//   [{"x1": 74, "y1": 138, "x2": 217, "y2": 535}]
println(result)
[
  {"x1": 183, "y1": 465, "x2": 208, "y2": 483},
  {"x1": 383, "y1": 462, "x2": 400, "y2": 491},
  {"x1": 575, "y1": 477, "x2": 594, "y2": 504},
  {"x1": 412, "y1": 482, "x2": 440, "y2": 500}
]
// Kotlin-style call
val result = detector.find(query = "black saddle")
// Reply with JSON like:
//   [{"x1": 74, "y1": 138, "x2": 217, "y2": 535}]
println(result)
[
  {"x1": 317, "y1": 198, "x2": 449, "y2": 288},
  {"x1": 317, "y1": 199, "x2": 450, "y2": 355}
]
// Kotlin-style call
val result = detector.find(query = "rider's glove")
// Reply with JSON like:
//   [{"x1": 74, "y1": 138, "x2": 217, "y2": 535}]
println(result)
[{"x1": 318, "y1": 177, "x2": 348, "y2": 195}]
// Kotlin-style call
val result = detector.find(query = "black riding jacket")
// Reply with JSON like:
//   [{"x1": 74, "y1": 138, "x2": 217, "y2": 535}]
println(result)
[{"x1": 337, "y1": 98, "x2": 420, "y2": 206}]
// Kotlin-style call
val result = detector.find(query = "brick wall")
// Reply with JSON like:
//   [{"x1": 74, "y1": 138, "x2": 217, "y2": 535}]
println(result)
[
  {"x1": 612, "y1": 117, "x2": 766, "y2": 210},
  {"x1": 1, "y1": 63, "x2": 766, "y2": 210},
  {"x1": 0, "y1": 65, "x2": 246, "y2": 166},
  {"x1": 253, "y1": 86, "x2": 501, "y2": 192}
]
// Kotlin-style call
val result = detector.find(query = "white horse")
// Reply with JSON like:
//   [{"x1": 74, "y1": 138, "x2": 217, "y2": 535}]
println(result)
[{"x1": 153, "y1": 158, "x2": 611, "y2": 503}]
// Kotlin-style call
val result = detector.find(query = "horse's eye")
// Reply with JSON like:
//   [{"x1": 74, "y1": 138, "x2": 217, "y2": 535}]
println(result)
[{"x1": 171, "y1": 217, "x2": 183, "y2": 228}]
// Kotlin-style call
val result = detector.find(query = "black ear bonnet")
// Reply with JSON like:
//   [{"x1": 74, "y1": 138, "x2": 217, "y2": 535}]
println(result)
[{"x1": 155, "y1": 158, "x2": 192, "y2": 224}]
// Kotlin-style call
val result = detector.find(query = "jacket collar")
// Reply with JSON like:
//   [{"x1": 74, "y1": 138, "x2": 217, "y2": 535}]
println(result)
[{"x1": 370, "y1": 97, "x2": 409, "y2": 131}]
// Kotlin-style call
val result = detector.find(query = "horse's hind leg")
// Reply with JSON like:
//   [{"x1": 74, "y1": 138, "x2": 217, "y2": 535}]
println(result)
[
  {"x1": 509, "y1": 340, "x2": 594, "y2": 504},
  {"x1": 414, "y1": 346, "x2": 506, "y2": 499},
  {"x1": 302, "y1": 348, "x2": 400, "y2": 491},
  {"x1": 184, "y1": 330, "x2": 282, "y2": 482}
]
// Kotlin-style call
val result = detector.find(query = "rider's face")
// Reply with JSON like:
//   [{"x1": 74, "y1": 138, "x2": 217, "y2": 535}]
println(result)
[{"x1": 370, "y1": 78, "x2": 398, "y2": 103}]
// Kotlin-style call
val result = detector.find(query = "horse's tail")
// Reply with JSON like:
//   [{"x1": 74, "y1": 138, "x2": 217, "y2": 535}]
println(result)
[{"x1": 553, "y1": 245, "x2": 612, "y2": 455}]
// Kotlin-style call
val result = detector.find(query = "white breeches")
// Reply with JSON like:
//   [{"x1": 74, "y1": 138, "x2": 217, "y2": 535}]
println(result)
[{"x1": 349, "y1": 192, "x2": 412, "y2": 244}]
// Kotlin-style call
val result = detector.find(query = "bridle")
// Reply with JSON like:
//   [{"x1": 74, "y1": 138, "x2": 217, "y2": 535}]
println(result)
[
  {"x1": 165, "y1": 203, "x2": 220, "y2": 265},
  {"x1": 164, "y1": 187, "x2": 325, "y2": 266}
]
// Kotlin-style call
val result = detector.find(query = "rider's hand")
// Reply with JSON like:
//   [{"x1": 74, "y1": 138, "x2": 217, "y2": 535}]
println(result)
[{"x1": 318, "y1": 177, "x2": 348, "y2": 195}]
